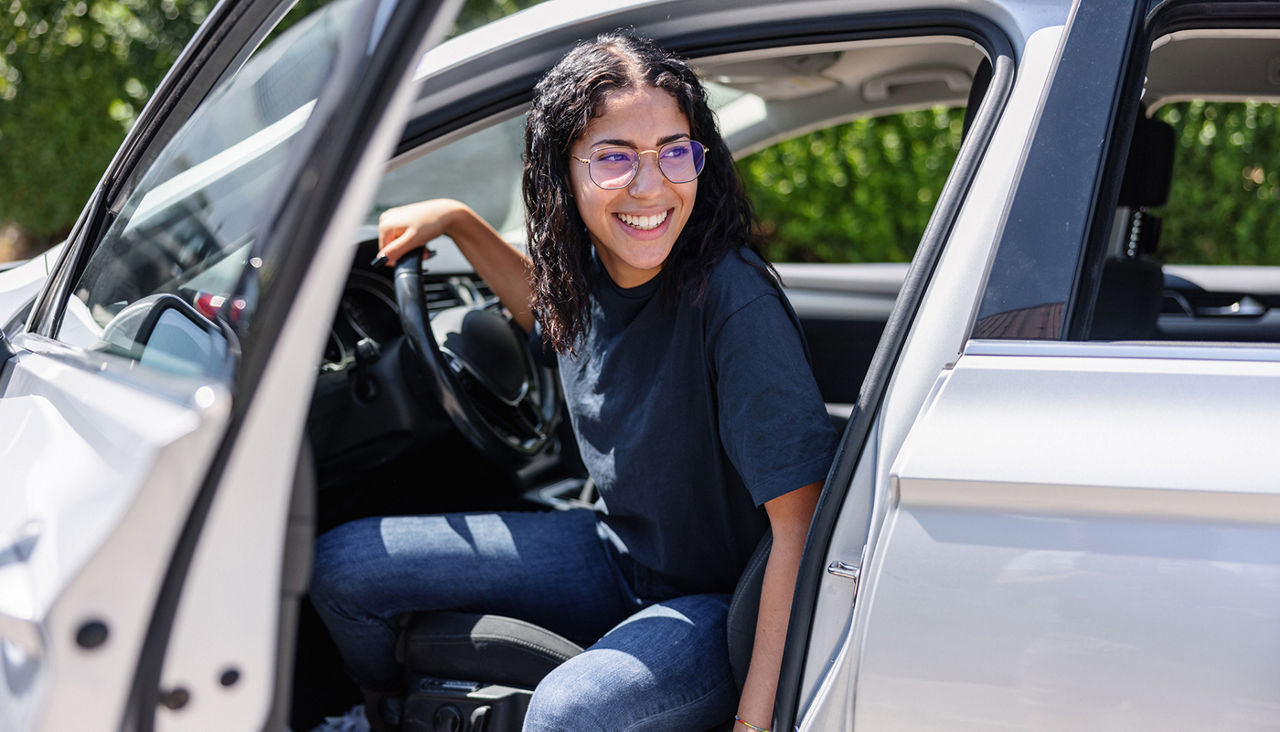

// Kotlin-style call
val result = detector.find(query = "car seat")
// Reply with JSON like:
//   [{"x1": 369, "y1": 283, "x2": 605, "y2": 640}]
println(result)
[
  {"x1": 387, "y1": 532, "x2": 773, "y2": 731},
  {"x1": 1088, "y1": 113, "x2": 1175, "y2": 340}
]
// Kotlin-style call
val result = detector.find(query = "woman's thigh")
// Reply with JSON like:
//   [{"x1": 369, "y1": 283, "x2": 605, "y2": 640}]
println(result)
[
  {"x1": 310, "y1": 508, "x2": 634, "y2": 643},
  {"x1": 524, "y1": 594, "x2": 737, "y2": 732}
]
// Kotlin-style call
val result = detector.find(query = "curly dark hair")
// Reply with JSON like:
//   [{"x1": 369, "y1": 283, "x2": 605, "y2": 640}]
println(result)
[{"x1": 523, "y1": 31, "x2": 770, "y2": 355}]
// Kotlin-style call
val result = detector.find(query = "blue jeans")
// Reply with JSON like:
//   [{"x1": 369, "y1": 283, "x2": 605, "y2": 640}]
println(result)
[{"x1": 309, "y1": 508, "x2": 737, "y2": 731}]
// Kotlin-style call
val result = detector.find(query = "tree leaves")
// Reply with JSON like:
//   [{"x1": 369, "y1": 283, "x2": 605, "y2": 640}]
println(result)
[{"x1": 741, "y1": 107, "x2": 963, "y2": 263}]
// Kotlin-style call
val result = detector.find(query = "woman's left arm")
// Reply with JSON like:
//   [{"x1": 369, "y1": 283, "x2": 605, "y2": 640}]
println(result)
[{"x1": 734, "y1": 480, "x2": 823, "y2": 732}]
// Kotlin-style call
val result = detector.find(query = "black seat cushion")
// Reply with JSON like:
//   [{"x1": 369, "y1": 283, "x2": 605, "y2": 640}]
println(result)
[
  {"x1": 398, "y1": 612, "x2": 583, "y2": 689},
  {"x1": 727, "y1": 531, "x2": 771, "y2": 692}
]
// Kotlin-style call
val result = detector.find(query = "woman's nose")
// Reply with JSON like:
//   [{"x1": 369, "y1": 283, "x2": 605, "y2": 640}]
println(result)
[{"x1": 628, "y1": 153, "x2": 666, "y2": 197}]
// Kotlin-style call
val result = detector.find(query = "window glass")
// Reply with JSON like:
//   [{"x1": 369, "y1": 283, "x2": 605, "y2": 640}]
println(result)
[
  {"x1": 739, "y1": 108, "x2": 964, "y2": 263},
  {"x1": 370, "y1": 114, "x2": 528, "y2": 239},
  {"x1": 1082, "y1": 29, "x2": 1280, "y2": 344},
  {"x1": 1153, "y1": 101, "x2": 1280, "y2": 266},
  {"x1": 55, "y1": 0, "x2": 362, "y2": 379}
]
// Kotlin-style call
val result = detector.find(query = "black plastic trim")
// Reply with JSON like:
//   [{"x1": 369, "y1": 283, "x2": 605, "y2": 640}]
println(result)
[
  {"x1": 119, "y1": 2, "x2": 454, "y2": 730},
  {"x1": 775, "y1": 39, "x2": 1016, "y2": 732},
  {"x1": 973, "y1": 1, "x2": 1146, "y2": 340}
]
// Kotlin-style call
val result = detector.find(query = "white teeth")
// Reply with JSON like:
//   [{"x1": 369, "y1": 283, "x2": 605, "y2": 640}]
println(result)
[{"x1": 617, "y1": 210, "x2": 669, "y2": 230}]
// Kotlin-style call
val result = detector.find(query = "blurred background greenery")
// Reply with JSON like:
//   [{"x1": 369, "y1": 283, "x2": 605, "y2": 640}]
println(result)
[
  {"x1": 0, "y1": 0, "x2": 538, "y2": 260},
  {"x1": 2, "y1": 0, "x2": 1278, "y2": 266}
]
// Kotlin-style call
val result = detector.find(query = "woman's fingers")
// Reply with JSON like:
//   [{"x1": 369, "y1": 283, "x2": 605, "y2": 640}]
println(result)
[
  {"x1": 374, "y1": 200, "x2": 456, "y2": 266},
  {"x1": 378, "y1": 230, "x2": 419, "y2": 267}
]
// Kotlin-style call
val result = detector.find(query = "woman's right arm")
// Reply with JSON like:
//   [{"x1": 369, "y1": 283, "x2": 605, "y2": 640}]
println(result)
[{"x1": 376, "y1": 199, "x2": 536, "y2": 334}]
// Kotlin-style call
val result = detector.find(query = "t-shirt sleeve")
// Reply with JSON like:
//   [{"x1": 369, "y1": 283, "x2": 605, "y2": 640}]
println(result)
[{"x1": 711, "y1": 292, "x2": 839, "y2": 506}]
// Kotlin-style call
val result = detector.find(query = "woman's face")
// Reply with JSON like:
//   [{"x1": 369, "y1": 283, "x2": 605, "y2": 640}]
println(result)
[{"x1": 568, "y1": 85, "x2": 698, "y2": 288}]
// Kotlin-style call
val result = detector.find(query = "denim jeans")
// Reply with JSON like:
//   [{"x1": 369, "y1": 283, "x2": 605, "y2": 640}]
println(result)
[{"x1": 309, "y1": 508, "x2": 737, "y2": 731}]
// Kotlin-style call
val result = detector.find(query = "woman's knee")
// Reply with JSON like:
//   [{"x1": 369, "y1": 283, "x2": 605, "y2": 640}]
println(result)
[
  {"x1": 524, "y1": 659, "x2": 616, "y2": 731},
  {"x1": 309, "y1": 517, "x2": 382, "y2": 618}
]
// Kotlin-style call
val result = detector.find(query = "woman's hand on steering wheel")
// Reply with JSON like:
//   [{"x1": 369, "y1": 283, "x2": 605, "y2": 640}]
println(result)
[{"x1": 375, "y1": 199, "x2": 465, "y2": 266}]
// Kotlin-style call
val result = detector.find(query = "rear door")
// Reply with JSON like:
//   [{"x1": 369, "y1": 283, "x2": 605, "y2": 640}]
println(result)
[
  {"x1": 795, "y1": 1, "x2": 1280, "y2": 729},
  {"x1": 0, "y1": 1, "x2": 458, "y2": 729}
]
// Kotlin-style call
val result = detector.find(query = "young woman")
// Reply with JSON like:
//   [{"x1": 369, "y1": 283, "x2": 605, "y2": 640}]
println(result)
[{"x1": 310, "y1": 32, "x2": 837, "y2": 732}]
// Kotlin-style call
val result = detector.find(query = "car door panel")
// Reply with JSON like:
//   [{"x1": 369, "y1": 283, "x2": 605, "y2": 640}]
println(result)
[
  {"x1": 0, "y1": 336, "x2": 230, "y2": 732},
  {"x1": 0, "y1": 1, "x2": 460, "y2": 729},
  {"x1": 851, "y1": 342, "x2": 1280, "y2": 729}
]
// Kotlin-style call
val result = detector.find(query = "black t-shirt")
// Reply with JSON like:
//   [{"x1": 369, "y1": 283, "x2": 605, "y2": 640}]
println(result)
[{"x1": 548, "y1": 248, "x2": 837, "y2": 597}]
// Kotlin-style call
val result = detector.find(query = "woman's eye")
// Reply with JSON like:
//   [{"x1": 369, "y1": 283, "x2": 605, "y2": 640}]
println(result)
[
  {"x1": 598, "y1": 152, "x2": 633, "y2": 164},
  {"x1": 661, "y1": 145, "x2": 689, "y2": 159}
]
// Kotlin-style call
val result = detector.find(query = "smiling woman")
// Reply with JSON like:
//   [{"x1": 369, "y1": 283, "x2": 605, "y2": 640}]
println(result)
[{"x1": 310, "y1": 31, "x2": 837, "y2": 732}]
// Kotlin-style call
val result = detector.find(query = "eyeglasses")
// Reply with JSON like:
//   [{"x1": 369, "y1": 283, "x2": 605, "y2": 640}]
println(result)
[{"x1": 570, "y1": 140, "x2": 708, "y2": 190}]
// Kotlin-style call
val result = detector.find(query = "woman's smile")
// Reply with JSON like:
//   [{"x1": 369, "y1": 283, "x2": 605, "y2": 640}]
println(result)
[
  {"x1": 568, "y1": 86, "x2": 698, "y2": 288},
  {"x1": 615, "y1": 208, "x2": 670, "y2": 232}
]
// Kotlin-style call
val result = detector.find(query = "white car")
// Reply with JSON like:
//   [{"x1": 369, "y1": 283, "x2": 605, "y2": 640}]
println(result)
[{"x1": 4, "y1": 0, "x2": 1280, "y2": 729}]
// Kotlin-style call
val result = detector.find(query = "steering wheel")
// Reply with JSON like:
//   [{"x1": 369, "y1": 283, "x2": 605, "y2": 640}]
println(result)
[{"x1": 394, "y1": 247, "x2": 560, "y2": 466}]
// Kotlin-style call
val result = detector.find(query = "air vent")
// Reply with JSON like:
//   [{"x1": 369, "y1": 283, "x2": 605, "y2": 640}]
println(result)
[
  {"x1": 423, "y1": 280, "x2": 463, "y2": 312},
  {"x1": 423, "y1": 276, "x2": 497, "y2": 313}
]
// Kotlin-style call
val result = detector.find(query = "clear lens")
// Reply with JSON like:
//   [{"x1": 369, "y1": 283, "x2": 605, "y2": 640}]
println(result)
[
  {"x1": 587, "y1": 141, "x2": 707, "y2": 189},
  {"x1": 589, "y1": 148, "x2": 640, "y2": 189},
  {"x1": 657, "y1": 140, "x2": 705, "y2": 183}
]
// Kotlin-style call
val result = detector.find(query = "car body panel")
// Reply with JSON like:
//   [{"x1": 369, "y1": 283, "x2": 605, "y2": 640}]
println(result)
[
  {"x1": 854, "y1": 343, "x2": 1280, "y2": 729},
  {"x1": 0, "y1": 332, "x2": 230, "y2": 731}
]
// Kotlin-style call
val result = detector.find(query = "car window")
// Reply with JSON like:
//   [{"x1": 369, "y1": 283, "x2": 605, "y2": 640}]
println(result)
[
  {"x1": 1081, "y1": 27, "x2": 1280, "y2": 344},
  {"x1": 739, "y1": 107, "x2": 964, "y2": 264},
  {"x1": 53, "y1": 0, "x2": 362, "y2": 379},
  {"x1": 371, "y1": 113, "x2": 528, "y2": 240}
]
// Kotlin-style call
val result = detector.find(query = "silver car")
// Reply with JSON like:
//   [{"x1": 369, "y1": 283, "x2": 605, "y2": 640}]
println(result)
[{"x1": 3, "y1": 0, "x2": 1279, "y2": 729}]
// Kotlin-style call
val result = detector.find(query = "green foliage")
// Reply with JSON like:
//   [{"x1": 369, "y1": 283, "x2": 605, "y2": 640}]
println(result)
[
  {"x1": 0, "y1": 0, "x2": 214, "y2": 241},
  {"x1": 1155, "y1": 101, "x2": 1280, "y2": 266},
  {"x1": 0, "y1": 0, "x2": 541, "y2": 249},
  {"x1": 453, "y1": 0, "x2": 543, "y2": 36},
  {"x1": 740, "y1": 107, "x2": 964, "y2": 263}
]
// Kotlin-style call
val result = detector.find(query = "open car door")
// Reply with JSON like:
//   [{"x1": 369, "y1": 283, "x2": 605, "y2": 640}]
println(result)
[{"x1": 0, "y1": 0, "x2": 459, "y2": 729}]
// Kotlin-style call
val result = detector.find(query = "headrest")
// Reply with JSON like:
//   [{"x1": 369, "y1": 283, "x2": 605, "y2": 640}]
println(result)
[{"x1": 1118, "y1": 114, "x2": 1176, "y2": 208}]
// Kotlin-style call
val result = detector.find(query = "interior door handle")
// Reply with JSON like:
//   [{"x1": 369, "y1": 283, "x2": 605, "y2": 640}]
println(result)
[{"x1": 0, "y1": 519, "x2": 45, "y2": 658}]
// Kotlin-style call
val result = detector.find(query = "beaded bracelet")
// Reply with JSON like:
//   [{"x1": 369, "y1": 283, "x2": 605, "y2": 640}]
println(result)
[{"x1": 735, "y1": 715, "x2": 771, "y2": 732}]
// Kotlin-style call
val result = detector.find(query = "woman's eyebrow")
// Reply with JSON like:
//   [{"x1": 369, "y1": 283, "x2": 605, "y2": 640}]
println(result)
[{"x1": 590, "y1": 132, "x2": 691, "y2": 148}]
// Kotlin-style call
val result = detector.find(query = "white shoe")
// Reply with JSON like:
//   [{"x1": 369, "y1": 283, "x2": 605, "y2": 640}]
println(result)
[{"x1": 308, "y1": 704, "x2": 370, "y2": 732}]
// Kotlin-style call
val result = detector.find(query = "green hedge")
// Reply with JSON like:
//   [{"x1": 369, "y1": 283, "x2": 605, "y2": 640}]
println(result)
[
  {"x1": 741, "y1": 107, "x2": 964, "y2": 263},
  {"x1": 1156, "y1": 101, "x2": 1280, "y2": 265}
]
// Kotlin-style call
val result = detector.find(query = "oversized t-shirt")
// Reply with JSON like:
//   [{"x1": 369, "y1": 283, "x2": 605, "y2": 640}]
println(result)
[{"x1": 547, "y1": 248, "x2": 838, "y2": 597}]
